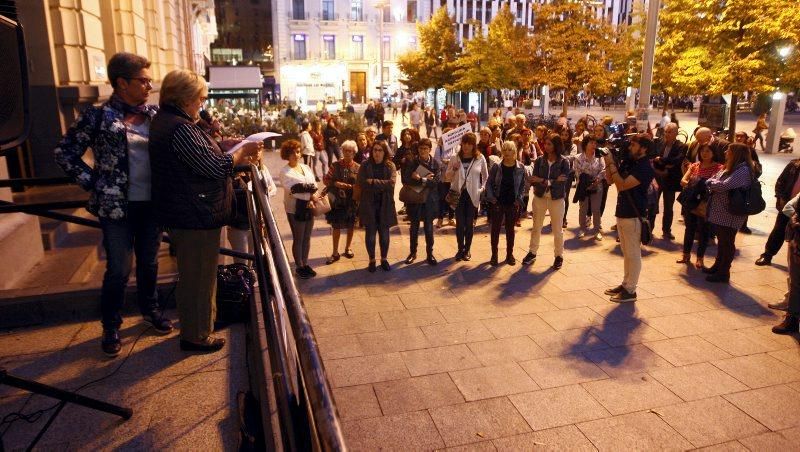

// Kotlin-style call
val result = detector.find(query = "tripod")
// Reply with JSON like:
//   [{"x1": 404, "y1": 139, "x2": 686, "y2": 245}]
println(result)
[{"x1": 0, "y1": 368, "x2": 132, "y2": 449}]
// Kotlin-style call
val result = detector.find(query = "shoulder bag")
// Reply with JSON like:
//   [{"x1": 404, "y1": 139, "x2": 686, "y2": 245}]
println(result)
[
  {"x1": 445, "y1": 159, "x2": 476, "y2": 209},
  {"x1": 312, "y1": 188, "x2": 332, "y2": 216},
  {"x1": 728, "y1": 169, "x2": 766, "y2": 216},
  {"x1": 623, "y1": 190, "x2": 653, "y2": 246}
]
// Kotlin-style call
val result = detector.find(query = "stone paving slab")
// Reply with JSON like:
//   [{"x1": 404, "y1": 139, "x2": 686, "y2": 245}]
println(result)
[
  {"x1": 264, "y1": 142, "x2": 800, "y2": 449},
  {"x1": 0, "y1": 312, "x2": 246, "y2": 450}
]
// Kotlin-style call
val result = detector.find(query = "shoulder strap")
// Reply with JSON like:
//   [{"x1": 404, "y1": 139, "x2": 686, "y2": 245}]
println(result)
[
  {"x1": 623, "y1": 190, "x2": 644, "y2": 219},
  {"x1": 460, "y1": 159, "x2": 477, "y2": 191}
]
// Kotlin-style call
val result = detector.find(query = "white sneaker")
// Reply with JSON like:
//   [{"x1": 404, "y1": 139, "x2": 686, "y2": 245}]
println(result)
[{"x1": 595, "y1": 232, "x2": 603, "y2": 241}]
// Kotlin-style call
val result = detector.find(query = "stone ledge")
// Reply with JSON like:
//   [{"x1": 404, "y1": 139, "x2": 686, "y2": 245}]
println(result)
[{"x1": 0, "y1": 275, "x2": 177, "y2": 329}]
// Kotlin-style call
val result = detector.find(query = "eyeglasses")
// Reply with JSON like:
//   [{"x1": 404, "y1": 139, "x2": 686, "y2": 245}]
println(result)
[{"x1": 127, "y1": 77, "x2": 153, "y2": 86}]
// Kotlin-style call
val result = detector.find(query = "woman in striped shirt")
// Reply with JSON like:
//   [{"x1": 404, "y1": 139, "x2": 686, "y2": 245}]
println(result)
[{"x1": 703, "y1": 143, "x2": 756, "y2": 283}]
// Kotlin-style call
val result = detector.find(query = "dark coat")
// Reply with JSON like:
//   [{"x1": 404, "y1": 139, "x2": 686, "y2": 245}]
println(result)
[
  {"x1": 401, "y1": 156, "x2": 441, "y2": 209},
  {"x1": 485, "y1": 161, "x2": 526, "y2": 206},
  {"x1": 653, "y1": 140, "x2": 688, "y2": 192},
  {"x1": 357, "y1": 160, "x2": 398, "y2": 228},
  {"x1": 149, "y1": 105, "x2": 233, "y2": 229},
  {"x1": 775, "y1": 159, "x2": 800, "y2": 206},
  {"x1": 530, "y1": 156, "x2": 571, "y2": 200}
]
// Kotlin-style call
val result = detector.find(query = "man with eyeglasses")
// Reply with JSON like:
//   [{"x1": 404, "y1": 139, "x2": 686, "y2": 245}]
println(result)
[{"x1": 55, "y1": 52, "x2": 173, "y2": 358}]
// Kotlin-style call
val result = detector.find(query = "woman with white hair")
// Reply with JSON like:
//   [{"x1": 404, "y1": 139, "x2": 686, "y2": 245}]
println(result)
[{"x1": 323, "y1": 139, "x2": 360, "y2": 263}]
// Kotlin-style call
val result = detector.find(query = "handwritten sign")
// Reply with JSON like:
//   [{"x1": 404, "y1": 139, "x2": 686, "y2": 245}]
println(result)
[{"x1": 441, "y1": 123, "x2": 474, "y2": 152}]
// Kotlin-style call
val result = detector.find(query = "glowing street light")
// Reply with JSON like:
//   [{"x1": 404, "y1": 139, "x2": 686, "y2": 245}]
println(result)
[{"x1": 778, "y1": 46, "x2": 792, "y2": 59}]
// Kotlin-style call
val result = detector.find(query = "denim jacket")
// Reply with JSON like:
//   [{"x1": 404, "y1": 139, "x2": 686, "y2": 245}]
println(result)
[
  {"x1": 530, "y1": 156, "x2": 571, "y2": 200},
  {"x1": 54, "y1": 100, "x2": 158, "y2": 219}
]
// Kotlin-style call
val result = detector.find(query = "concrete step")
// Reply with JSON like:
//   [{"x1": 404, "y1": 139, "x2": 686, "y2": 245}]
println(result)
[
  {"x1": 0, "y1": 272, "x2": 179, "y2": 329},
  {"x1": 0, "y1": 244, "x2": 180, "y2": 329}
]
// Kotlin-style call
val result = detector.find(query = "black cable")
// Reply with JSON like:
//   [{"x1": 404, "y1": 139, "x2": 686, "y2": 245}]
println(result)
[{"x1": 0, "y1": 324, "x2": 152, "y2": 445}]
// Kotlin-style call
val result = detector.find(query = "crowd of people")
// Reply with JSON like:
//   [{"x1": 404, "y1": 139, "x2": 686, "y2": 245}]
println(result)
[
  {"x1": 53, "y1": 52, "x2": 798, "y2": 357},
  {"x1": 279, "y1": 97, "x2": 797, "y2": 332}
]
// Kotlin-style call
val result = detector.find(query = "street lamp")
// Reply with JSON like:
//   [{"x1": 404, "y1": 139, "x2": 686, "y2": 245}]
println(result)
[
  {"x1": 765, "y1": 45, "x2": 793, "y2": 153},
  {"x1": 375, "y1": 0, "x2": 388, "y2": 101}
]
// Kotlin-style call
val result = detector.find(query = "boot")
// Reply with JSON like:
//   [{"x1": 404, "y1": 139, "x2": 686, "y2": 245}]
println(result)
[
  {"x1": 772, "y1": 313, "x2": 799, "y2": 335},
  {"x1": 490, "y1": 248, "x2": 499, "y2": 266}
]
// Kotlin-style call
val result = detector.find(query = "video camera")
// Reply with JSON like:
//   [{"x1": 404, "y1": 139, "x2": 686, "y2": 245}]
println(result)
[{"x1": 596, "y1": 123, "x2": 632, "y2": 166}]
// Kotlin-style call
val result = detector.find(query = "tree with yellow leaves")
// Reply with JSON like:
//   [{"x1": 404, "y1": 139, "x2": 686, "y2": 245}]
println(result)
[
  {"x1": 657, "y1": 0, "x2": 800, "y2": 137},
  {"x1": 450, "y1": 4, "x2": 531, "y2": 105},
  {"x1": 528, "y1": 0, "x2": 618, "y2": 114},
  {"x1": 397, "y1": 6, "x2": 460, "y2": 112}
]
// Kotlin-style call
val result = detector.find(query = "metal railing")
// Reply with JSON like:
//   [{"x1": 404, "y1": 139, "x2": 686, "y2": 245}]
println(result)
[
  {"x1": 0, "y1": 171, "x2": 346, "y2": 449},
  {"x1": 239, "y1": 164, "x2": 346, "y2": 451}
]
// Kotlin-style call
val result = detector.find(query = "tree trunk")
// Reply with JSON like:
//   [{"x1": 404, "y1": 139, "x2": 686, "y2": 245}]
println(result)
[{"x1": 728, "y1": 92, "x2": 738, "y2": 142}]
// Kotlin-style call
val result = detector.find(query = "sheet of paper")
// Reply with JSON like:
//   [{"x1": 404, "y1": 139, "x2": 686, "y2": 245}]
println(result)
[{"x1": 226, "y1": 132, "x2": 282, "y2": 154}]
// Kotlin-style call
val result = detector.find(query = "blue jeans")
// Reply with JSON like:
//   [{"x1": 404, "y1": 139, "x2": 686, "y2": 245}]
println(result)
[{"x1": 99, "y1": 201, "x2": 162, "y2": 330}]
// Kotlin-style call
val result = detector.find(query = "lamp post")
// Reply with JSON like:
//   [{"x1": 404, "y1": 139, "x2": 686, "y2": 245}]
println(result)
[
  {"x1": 636, "y1": 0, "x2": 661, "y2": 131},
  {"x1": 376, "y1": 0, "x2": 388, "y2": 101},
  {"x1": 766, "y1": 45, "x2": 793, "y2": 154}
]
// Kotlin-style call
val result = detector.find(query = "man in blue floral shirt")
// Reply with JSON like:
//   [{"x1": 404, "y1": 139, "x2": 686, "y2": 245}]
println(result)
[{"x1": 54, "y1": 53, "x2": 173, "y2": 357}]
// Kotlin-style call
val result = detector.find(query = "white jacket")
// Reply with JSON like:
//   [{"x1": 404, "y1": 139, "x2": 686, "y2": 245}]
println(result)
[
  {"x1": 299, "y1": 130, "x2": 315, "y2": 156},
  {"x1": 446, "y1": 154, "x2": 489, "y2": 208}
]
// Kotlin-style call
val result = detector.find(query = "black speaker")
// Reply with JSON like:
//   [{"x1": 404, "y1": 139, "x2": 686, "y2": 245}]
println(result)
[{"x1": 0, "y1": 14, "x2": 29, "y2": 153}]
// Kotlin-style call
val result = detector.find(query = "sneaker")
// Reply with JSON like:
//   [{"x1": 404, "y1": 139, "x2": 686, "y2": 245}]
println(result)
[
  {"x1": 462, "y1": 251, "x2": 471, "y2": 261},
  {"x1": 405, "y1": 253, "x2": 417, "y2": 264},
  {"x1": 455, "y1": 250, "x2": 464, "y2": 261},
  {"x1": 304, "y1": 265, "x2": 317, "y2": 277},
  {"x1": 490, "y1": 255, "x2": 499, "y2": 266},
  {"x1": 143, "y1": 312, "x2": 174, "y2": 335},
  {"x1": 426, "y1": 255, "x2": 438, "y2": 266},
  {"x1": 380, "y1": 260, "x2": 391, "y2": 271},
  {"x1": 552, "y1": 256, "x2": 563, "y2": 270},
  {"x1": 296, "y1": 267, "x2": 311, "y2": 279},
  {"x1": 740, "y1": 226, "x2": 752, "y2": 234},
  {"x1": 663, "y1": 232, "x2": 675, "y2": 240},
  {"x1": 604, "y1": 285, "x2": 624, "y2": 296},
  {"x1": 506, "y1": 254, "x2": 516, "y2": 266},
  {"x1": 610, "y1": 289, "x2": 637, "y2": 303},
  {"x1": 595, "y1": 232, "x2": 603, "y2": 241},
  {"x1": 768, "y1": 299, "x2": 789, "y2": 311},
  {"x1": 522, "y1": 252, "x2": 537, "y2": 265},
  {"x1": 101, "y1": 329, "x2": 122, "y2": 357},
  {"x1": 367, "y1": 261, "x2": 377, "y2": 272}
]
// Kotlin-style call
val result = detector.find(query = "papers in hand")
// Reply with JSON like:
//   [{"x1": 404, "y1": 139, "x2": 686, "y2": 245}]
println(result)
[
  {"x1": 411, "y1": 165, "x2": 432, "y2": 193},
  {"x1": 225, "y1": 131, "x2": 282, "y2": 154}
]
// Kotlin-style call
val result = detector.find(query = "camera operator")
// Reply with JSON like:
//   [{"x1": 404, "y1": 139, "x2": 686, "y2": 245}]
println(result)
[{"x1": 601, "y1": 134, "x2": 656, "y2": 303}]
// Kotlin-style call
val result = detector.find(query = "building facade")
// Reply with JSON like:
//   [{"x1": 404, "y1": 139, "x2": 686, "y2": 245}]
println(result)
[
  {"x1": 447, "y1": 0, "x2": 635, "y2": 43},
  {"x1": 274, "y1": 0, "x2": 426, "y2": 106},
  {"x1": 0, "y1": 0, "x2": 217, "y2": 288},
  {"x1": 273, "y1": 0, "x2": 635, "y2": 107}
]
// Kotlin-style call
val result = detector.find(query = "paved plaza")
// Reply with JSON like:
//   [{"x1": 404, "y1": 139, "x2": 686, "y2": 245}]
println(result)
[
  {"x1": 0, "y1": 316, "x2": 246, "y2": 450},
  {"x1": 271, "y1": 120, "x2": 800, "y2": 450}
]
